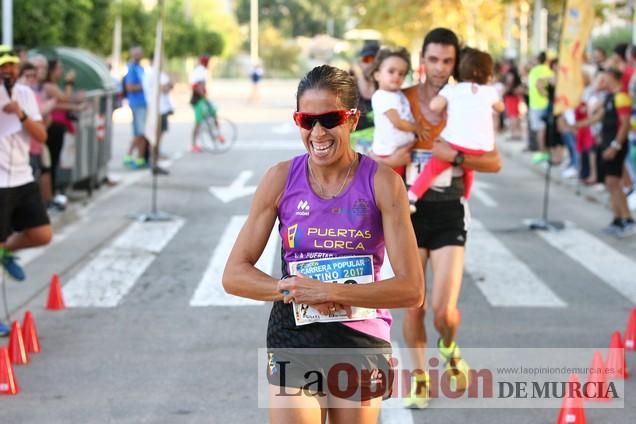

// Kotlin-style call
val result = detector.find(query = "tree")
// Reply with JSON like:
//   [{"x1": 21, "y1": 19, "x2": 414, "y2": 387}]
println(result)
[
  {"x1": 85, "y1": 0, "x2": 116, "y2": 56},
  {"x1": 10, "y1": 0, "x2": 67, "y2": 47},
  {"x1": 236, "y1": 0, "x2": 349, "y2": 38}
]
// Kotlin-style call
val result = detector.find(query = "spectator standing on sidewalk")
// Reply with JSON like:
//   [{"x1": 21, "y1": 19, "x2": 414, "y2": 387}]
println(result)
[
  {"x1": 528, "y1": 52, "x2": 554, "y2": 164},
  {"x1": 19, "y1": 59, "x2": 57, "y2": 209},
  {"x1": 0, "y1": 46, "x2": 52, "y2": 335},
  {"x1": 143, "y1": 56, "x2": 173, "y2": 175},
  {"x1": 592, "y1": 47, "x2": 607, "y2": 74},
  {"x1": 503, "y1": 59, "x2": 523, "y2": 140},
  {"x1": 42, "y1": 58, "x2": 85, "y2": 208},
  {"x1": 123, "y1": 46, "x2": 149, "y2": 169},
  {"x1": 576, "y1": 68, "x2": 635, "y2": 237},
  {"x1": 625, "y1": 45, "x2": 636, "y2": 197}
]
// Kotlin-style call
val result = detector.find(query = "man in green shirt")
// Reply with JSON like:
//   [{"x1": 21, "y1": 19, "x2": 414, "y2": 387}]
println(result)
[{"x1": 527, "y1": 52, "x2": 554, "y2": 163}]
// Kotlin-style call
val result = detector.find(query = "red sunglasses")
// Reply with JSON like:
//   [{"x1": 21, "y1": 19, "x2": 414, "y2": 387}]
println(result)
[
  {"x1": 293, "y1": 109, "x2": 357, "y2": 130},
  {"x1": 361, "y1": 55, "x2": 376, "y2": 64}
]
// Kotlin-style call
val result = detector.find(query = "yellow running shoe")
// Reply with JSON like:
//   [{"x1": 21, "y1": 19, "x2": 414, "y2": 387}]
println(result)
[
  {"x1": 438, "y1": 338, "x2": 471, "y2": 391},
  {"x1": 403, "y1": 371, "x2": 429, "y2": 409}
]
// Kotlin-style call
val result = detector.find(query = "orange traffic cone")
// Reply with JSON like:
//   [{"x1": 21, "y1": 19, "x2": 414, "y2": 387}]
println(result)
[
  {"x1": 7, "y1": 321, "x2": 28, "y2": 365},
  {"x1": 585, "y1": 352, "x2": 610, "y2": 402},
  {"x1": 607, "y1": 331, "x2": 630, "y2": 379},
  {"x1": 556, "y1": 374, "x2": 586, "y2": 424},
  {"x1": 22, "y1": 311, "x2": 41, "y2": 354},
  {"x1": 46, "y1": 273, "x2": 65, "y2": 310},
  {"x1": 624, "y1": 308, "x2": 636, "y2": 352},
  {"x1": 0, "y1": 347, "x2": 19, "y2": 395}
]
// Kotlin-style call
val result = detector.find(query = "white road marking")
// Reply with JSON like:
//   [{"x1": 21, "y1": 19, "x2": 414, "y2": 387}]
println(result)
[
  {"x1": 471, "y1": 180, "x2": 498, "y2": 208},
  {"x1": 63, "y1": 218, "x2": 184, "y2": 307},
  {"x1": 209, "y1": 170, "x2": 257, "y2": 203},
  {"x1": 190, "y1": 215, "x2": 278, "y2": 306},
  {"x1": 537, "y1": 225, "x2": 636, "y2": 303},
  {"x1": 380, "y1": 250, "x2": 394, "y2": 280},
  {"x1": 233, "y1": 141, "x2": 304, "y2": 150},
  {"x1": 380, "y1": 340, "x2": 414, "y2": 423},
  {"x1": 466, "y1": 220, "x2": 566, "y2": 307}
]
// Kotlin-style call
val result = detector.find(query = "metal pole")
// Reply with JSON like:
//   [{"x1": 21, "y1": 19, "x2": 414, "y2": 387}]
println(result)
[
  {"x1": 540, "y1": 7, "x2": 549, "y2": 52},
  {"x1": 112, "y1": 14, "x2": 122, "y2": 77},
  {"x1": 633, "y1": 0, "x2": 636, "y2": 45},
  {"x1": 520, "y1": 1, "x2": 529, "y2": 60},
  {"x1": 2, "y1": 0, "x2": 12, "y2": 47},
  {"x1": 250, "y1": 0, "x2": 259, "y2": 64},
  {"x1": 532, "y1": 0, "x2": 543, "y2": 54}
]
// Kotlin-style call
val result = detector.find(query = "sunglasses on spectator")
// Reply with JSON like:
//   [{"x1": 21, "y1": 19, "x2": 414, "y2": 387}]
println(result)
[
  {"x1": 293, "y1": 109, "x2": 357, "y2": 130},
  {"x1": 361, "y1": 55, "x2": 375, "y2": 64},
  {"x1": 22, "y1": 72, "x2": 36, "y2": 79}
]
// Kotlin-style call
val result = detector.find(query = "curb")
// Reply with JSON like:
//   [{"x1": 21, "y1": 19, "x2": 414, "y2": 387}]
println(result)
[{"x1": 496, "y1": 136, "x2": 611, "y2": 208}]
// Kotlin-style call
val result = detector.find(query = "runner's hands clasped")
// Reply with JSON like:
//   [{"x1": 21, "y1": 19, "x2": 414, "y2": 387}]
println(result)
[{"x1": 278, "y1": 274, "x2": 352, "y2": 317}]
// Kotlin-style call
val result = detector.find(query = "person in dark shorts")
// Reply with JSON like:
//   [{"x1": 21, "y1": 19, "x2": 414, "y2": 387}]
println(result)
[
  {"x1": 576, "y1": 67, "x2": 635, "y2": 237},
  {"x1": 0, "y1": 45, "x2": 52, "y2": 334},
  {"x1": 372, "y1": 28, "x2": 502, "y2": 408},
  {"x1": 223, "y1": 65, "x2": 423, "y2": 422}
]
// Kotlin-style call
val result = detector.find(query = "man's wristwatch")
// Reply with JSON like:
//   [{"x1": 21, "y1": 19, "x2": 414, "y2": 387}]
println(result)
[
  {"x1": 452, "y1": 151, "x2": 465, "y2": 166},
  {"x1": 610, "y1": 140, "x2": 622, "y2": 151},
  {"x1": 19, "y1": 111, "x2": 28, "y2": 122}
]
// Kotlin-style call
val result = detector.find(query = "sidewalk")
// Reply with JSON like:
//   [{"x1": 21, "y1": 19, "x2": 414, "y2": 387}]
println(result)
[{"x1": 496, "y1": 135, "x2": 636, "y2": 211}]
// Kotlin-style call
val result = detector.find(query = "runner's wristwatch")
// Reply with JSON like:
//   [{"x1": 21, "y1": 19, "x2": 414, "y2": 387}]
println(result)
[
  {"x1": 610, "y1": 140, "x2": 622, "y2": 151},
  {"x1": 19, "y1": 111, "x2": 28, "y2": 122},
  {"x1": 452, "y1": 151, "x2": 465, "y2": 166}
]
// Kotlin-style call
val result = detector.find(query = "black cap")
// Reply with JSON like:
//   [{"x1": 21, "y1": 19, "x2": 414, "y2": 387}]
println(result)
[{"x1": 359, "y1": 42, "x2": 380, "y2": 58}]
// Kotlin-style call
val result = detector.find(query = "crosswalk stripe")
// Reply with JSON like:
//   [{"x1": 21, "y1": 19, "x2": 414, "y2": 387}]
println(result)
[
  {"x1": 64, "y1": 218, "x2": 185, "y2": 307},
  {"x1": 537, "y1": 225, "x2": 636, "y2": 303},
  {"x1": 190, "y1": 215, "x2": 278, "y2": 306},
  {"x1": 380, "y1": 340, "x2": 414, "y2": 423},
  {"x1": 466, "y1": 220, "x2": 566, "y2": 307}
]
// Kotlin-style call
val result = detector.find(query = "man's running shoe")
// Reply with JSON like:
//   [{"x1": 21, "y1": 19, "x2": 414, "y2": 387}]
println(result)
[
  {"x1": 123, "y1": 155, "x2": 135, "y2": 168},
  {"x1": 531, "y1": 152, "x2": 550, "y2": 164},
  {"x1": 191, "y1": 144, "x2": 202, "y2": 153},
  {"x1": 602, "y1": 218, "x2": 624, "y2": 236},
  {"x1": 134, "y1": 158, "x2": 149, "y2": 169},
  {"x1": 0, "y1": 250, "x2": 25, "y2": 282},
  {"x1": 217, "y1": 134, "x2": 226, "y2": 144},
  {"x1": 0, "y1": 321, "x2": 9, "y2": 337},
  {"x1": 404, "y1": 371, "x2": 429, "y2": 409},
  {"x1": 618, "y1": 219, "x2": 636, "y2": 238},
  {"x1": 438, "y1": 338, "x2": 471, "y2": 391}
]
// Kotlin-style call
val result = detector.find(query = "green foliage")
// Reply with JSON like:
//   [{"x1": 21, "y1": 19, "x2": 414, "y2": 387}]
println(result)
[
  {"x1": 163, "y1": 0, "x2": 226, "y2": 58},
  {"x1": 592, "y1": 26, "x2": 633, "y2": 56},
  {"x1": 1, "y1": 0, "x2": 226, "y2": 60},
  {"x1": 85, "y1": 0, "x2": 116, "y2": 55},
  {"x1": 259, "y1": 24, "x2": 301, "y2": 77},
  {"x1": 236, "y1": 0, "x2": 348, "y2": 38},
  {"x1": 9, "y1": 0, "x2": 66, "y2": 47}
]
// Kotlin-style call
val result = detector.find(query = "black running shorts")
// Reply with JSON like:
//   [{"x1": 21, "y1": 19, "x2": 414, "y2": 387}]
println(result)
[
  {"x1": 598, "y1": 143, "x2": 628, "y2": 178},
  {"x1": 410, "y1": 199, "x2": 469, "y2": 250},
  {"x1": 0, "y1": 182, "x2": 50, "y2": 242},
  {"x1": 266, "y1": 301, "x2": 393, "y2": 401}
]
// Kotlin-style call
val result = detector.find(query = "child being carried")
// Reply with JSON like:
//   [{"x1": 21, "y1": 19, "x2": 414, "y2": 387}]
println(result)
[{"x1": 407, "y1": 47, "x2": 504, "y2": 212}]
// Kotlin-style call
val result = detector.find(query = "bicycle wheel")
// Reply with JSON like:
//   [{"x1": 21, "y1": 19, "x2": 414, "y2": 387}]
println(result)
[{"x1": 198, "y1": 117, "x2": 237, "y2": 154}]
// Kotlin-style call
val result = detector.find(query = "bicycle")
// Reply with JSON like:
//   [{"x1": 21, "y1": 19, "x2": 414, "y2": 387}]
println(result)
[{"x1": 197, "y1": 116, "x2": 237, "y2": 154}]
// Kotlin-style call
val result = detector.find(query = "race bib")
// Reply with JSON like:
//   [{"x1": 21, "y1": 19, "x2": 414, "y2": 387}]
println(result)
[
  {"x1": 289, "y1": 255, "x2": 377, "y2": 326},
  {"x1": 405, "y1": 149, "x2": 452, "y2": 188}
]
